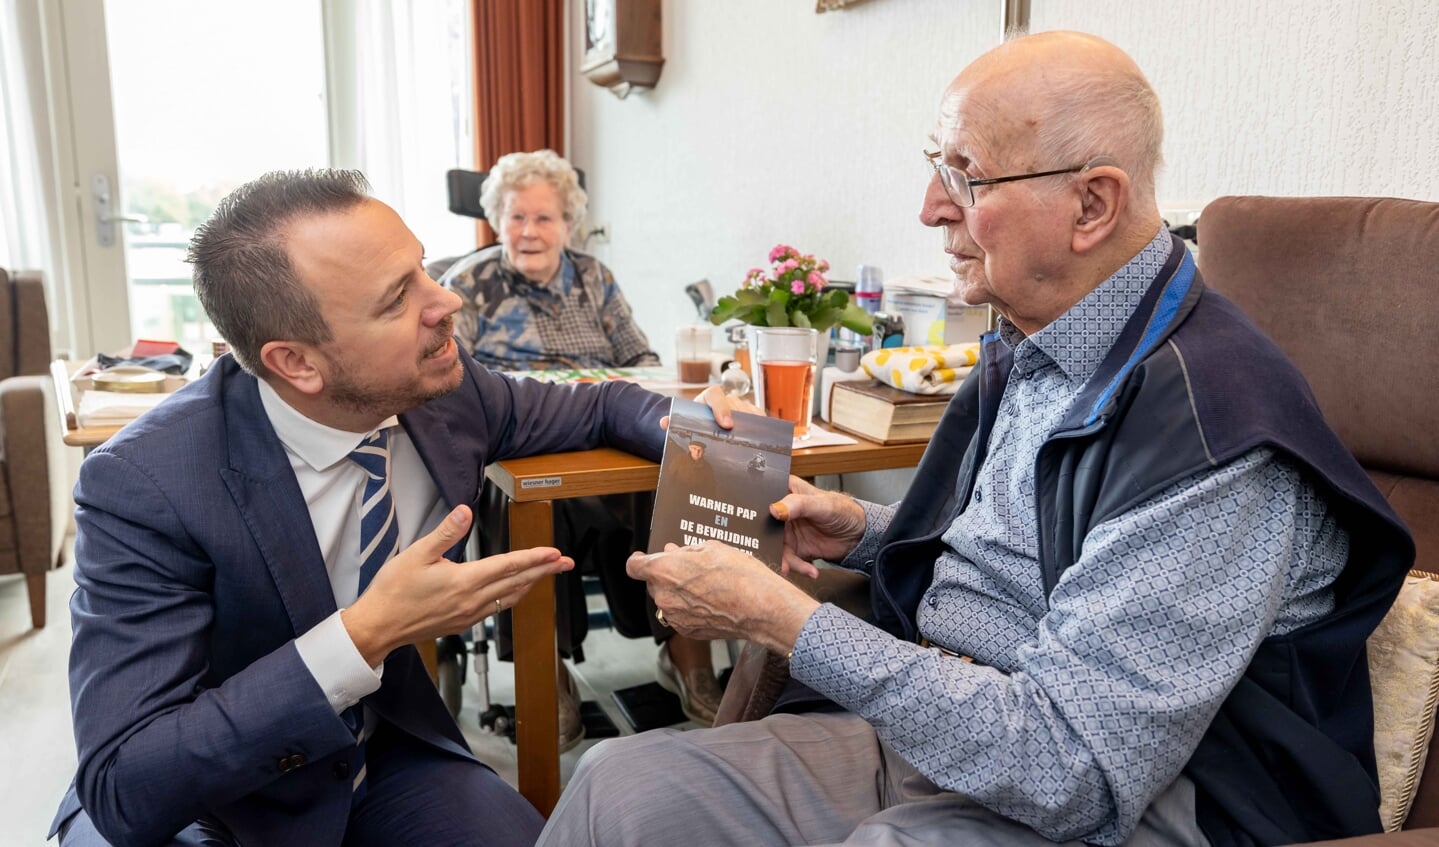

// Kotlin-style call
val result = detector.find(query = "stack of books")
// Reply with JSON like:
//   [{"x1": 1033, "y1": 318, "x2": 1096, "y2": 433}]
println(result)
[
  {"x1": 828, "y1": 380, "x2": 951, "y2": 444},
  {"x1": 76, "y1": 389, "x2": 171, "y2": 428}
]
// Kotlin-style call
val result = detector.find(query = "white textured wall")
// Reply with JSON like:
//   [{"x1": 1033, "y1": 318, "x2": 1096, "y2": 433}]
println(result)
[
  {"x1": 569, "y1": 0, "x2": 1439, "y2": 353},
  {"x1": 1032, "y1": 0, "x2": 1439, "y2": 207}
]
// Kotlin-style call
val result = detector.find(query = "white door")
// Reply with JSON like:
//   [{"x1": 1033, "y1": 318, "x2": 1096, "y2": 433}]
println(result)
[{"x1": 56, "y1": 0, "x2": 329, "y2": 358}]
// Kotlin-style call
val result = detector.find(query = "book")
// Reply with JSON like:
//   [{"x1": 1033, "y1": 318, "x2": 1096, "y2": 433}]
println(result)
[
  {"x1": 828, "y1": 380, "x2": 951, "y2": 445},
  {"x1": 75, "y1": 389, "x2": 171, "y2": 427},
  {"x1": 129, "y1": 338, "x2": 181, "y2": 357},
  {"x1": 648, "y1": 398, "x2": 793, "y2": 567}
]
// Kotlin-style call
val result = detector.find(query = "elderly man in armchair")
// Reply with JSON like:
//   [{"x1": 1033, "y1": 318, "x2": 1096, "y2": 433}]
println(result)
[{"x1": 538, "y1": 31, "x2": 1413, "y2": 847}]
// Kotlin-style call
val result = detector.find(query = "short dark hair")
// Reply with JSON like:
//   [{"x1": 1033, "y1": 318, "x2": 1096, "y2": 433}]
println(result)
[{"x1": 188, "y1": 169, "x2": 372, "y2": 377}]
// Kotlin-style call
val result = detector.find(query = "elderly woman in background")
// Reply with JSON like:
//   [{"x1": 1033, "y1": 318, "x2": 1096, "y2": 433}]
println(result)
[
  {"x1": 440, "y1": 149, "x2": 660, "y2": 370},
  {"x1": 440, "y1": 150, "x2": 722, "y2": 748}
]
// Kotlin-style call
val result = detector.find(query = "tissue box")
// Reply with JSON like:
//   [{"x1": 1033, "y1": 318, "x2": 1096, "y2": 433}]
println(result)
[{"x1": 882, "y1": 284, "x2": 991, "y2": 347}]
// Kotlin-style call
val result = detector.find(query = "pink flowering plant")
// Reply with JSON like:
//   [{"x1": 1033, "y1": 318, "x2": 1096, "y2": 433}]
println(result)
[{"x1": 709, "y1": 244, "x2": 874, "y2": 334}]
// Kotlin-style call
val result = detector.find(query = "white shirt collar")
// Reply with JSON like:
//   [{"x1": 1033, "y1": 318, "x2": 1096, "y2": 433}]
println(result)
[{"x1": 256, "y1": 378, "x2": 401, "y2": 474}]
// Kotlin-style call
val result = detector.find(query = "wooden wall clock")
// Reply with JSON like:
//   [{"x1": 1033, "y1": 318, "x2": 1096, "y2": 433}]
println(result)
[{"x1": 580, "y1": 0, "x2": 663, "y2": 99}]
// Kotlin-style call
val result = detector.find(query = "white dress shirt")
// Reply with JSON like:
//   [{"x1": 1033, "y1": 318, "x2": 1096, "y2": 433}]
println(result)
[{"x1": 257, "y1": 379, "x2": 451, "y2": 714}]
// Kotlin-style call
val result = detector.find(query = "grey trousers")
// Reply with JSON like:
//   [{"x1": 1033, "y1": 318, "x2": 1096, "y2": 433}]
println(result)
[{"x1": 538, "y1": 712, "x2": 1210, "y2": 847}]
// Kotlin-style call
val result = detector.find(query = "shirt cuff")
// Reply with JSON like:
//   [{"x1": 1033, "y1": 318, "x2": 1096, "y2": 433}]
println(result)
[
  {"x1": 295, "y1": 610, "x2": 384, "y2": 714},
  {"x1": 838, "y1": 500, "x2": 894, "y2": 574}
]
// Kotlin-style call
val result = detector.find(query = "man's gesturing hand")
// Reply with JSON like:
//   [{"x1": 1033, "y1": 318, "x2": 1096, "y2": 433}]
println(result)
[{"x1": 342, "y1": 505, "x2": 573, "y2": 667}]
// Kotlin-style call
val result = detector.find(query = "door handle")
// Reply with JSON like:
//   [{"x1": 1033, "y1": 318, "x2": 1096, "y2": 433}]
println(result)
[{"x1": 91, "y1": 174, "x2": 147, "y2": 247}]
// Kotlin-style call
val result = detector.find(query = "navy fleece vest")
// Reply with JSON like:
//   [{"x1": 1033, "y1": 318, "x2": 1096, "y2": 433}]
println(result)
[{"x1": 868, "y1": 236, "x2": 1414, "y2": 846}]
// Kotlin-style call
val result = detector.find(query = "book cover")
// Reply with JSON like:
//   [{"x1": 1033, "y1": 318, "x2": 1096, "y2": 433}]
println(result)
[
  {"x1": 829, "y1": 380, "x2": 951, "y2": 445},
  {"x1": 648, "y1": 398, "x2": 793, "y2": 567}
]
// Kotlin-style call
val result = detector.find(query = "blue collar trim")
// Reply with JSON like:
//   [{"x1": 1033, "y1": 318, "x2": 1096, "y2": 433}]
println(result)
[{"x1": 1082, "y1": 248, "x2": 1197, "y2": 427}]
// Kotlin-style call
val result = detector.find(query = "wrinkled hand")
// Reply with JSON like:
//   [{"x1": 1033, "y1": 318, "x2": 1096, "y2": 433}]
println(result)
[
  {"x1": 770, "y1": 476, "x2": 867, "y2": 578},
  {"x1": 627, "y1": 541, "x2": 819, "y2": 655},
  {"x1": 343, "y1": 505, "x2": 574, "y2": 666}
]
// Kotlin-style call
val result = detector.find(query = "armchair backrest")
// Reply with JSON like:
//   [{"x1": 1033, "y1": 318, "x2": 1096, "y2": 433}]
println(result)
[
  {"x1": 1197, "y1": 195, "x2": 1439, "y2": 829},
  {"x1": 1197, "y1": 196, "x2": 1439, "y2": 577},
  {"x1": 1, "y1": 267, "x2": 53, "y2": 378}
]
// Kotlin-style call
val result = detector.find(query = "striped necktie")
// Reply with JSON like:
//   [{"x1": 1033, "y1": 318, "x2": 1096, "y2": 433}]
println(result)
[
  {"x1": 342, "y1": 426, "x2": 399, "y2": 798},
  {"x1": 350, "y1": 427, "x2": 400, "y2": 596}
]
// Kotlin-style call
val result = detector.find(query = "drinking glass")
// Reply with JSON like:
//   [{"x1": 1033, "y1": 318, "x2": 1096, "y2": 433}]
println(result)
[
  {"x1": 675, "y1": 325, "x2": 713, "y2": 384},
  {"x1": 752, "y1": 327, "x2": 817, "y2": 439}
]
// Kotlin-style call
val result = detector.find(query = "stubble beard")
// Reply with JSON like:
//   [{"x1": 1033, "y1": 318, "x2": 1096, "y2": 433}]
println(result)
[
  {"x1": 328, "y1": 322, "x2": 462, "y2": 417},
  {"x1": 327, "y1": 359, "x2": 462, "y2": 419}
]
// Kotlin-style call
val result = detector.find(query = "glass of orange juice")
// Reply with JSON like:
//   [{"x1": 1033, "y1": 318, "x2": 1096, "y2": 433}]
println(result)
[{"x1": 752, "y1": 327, "x2": 817, "y2": 439}]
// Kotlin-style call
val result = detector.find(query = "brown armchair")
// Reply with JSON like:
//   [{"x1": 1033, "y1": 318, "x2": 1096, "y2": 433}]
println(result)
[
  {"x1": 1199, "y1": 196, "x2": 1439, "y2": 844},
  {"x1": 715, "y1": 196, "x2": 1439, "y2": 844},
  {"x1": 0, "y1": 268, "x2": 69, "y2": 628}
]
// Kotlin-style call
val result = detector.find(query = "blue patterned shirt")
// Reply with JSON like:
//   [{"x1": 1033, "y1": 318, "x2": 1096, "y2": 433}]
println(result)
[
  {"x1": 440, "y1": 245, "x2": 661, "y2": 371},
  {"x1": 790, "y1": 228, "x2": 1349, "y2": 844}
]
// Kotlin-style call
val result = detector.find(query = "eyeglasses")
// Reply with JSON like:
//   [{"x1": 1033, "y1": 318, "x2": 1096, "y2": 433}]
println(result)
[
  {"x1": 503, "y1": 212, "x2": 563, "y2": 232},
  {"x1": 923, "y1": 149, "x2": 1087, "y2": 208}
]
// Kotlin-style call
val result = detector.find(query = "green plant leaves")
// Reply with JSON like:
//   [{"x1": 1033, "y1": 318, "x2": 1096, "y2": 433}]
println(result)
[
  {"x1": 838, "y1": 302, "x2": 874, "y2": 335},
  {"x1": 709, "y1": 248, "x2": 876, "y2": 336},
  {"x1": 709, "y1": 287, "x2": 876, "y2": 335}
]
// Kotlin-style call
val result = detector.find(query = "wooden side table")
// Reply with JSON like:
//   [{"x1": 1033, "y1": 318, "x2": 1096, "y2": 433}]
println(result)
[{"x1": 487, "y1": 435, "x2": 927, "y2": 815}]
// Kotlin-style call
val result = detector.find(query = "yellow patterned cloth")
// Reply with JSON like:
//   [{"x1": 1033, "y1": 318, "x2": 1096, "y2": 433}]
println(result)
[{"x1": 860, "y1": 343, "x2": 980, "y2": 395}]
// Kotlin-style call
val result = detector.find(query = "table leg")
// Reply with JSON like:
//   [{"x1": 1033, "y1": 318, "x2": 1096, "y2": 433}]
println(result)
[{"x1": 510, "y1": 499, "x2": 560, "y2": 816}]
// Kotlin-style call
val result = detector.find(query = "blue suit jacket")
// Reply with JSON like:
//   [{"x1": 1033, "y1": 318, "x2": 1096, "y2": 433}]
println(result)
[{"x1": 53, "y1": 354, "x2": 668, "y2": 846}]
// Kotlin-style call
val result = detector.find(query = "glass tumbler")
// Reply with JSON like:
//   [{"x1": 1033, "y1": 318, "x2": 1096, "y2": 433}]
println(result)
[
  {"x1": 675, "y1": 325, "x2": 713, "y2": 384},
  {"x1": 752, "y1": 326, "x2": 818, "y2": 439}
]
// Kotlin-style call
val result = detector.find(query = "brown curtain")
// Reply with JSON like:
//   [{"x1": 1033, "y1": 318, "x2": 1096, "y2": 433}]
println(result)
[{"x1": 469, "y1": 0, "x2": 566, "y2": 246}]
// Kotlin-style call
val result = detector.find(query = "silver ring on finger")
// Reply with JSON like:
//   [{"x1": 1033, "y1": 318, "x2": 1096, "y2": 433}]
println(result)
[
  {"x1": 495, "y1": 598, "x2": 504, "y2": 615},
  {"x1": 655, "y1": 608, "x2": 667, "y2": 627}
]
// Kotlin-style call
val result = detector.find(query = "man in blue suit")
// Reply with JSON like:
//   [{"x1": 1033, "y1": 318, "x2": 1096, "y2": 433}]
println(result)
[{"x1": 51, "y1": 169, "x2": 726, "y2": 845}]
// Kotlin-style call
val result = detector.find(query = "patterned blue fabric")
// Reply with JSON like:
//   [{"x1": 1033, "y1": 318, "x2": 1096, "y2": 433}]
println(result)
[
  {"x1": 349, "y1": 428, "x2": 399, "y2": 596},
  {"x1": 440, "y1": 245, "x2": 661, "y2": 370},
  {"x1": 790, "y1": 228, "x2": 1350, "y2": 844}
]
